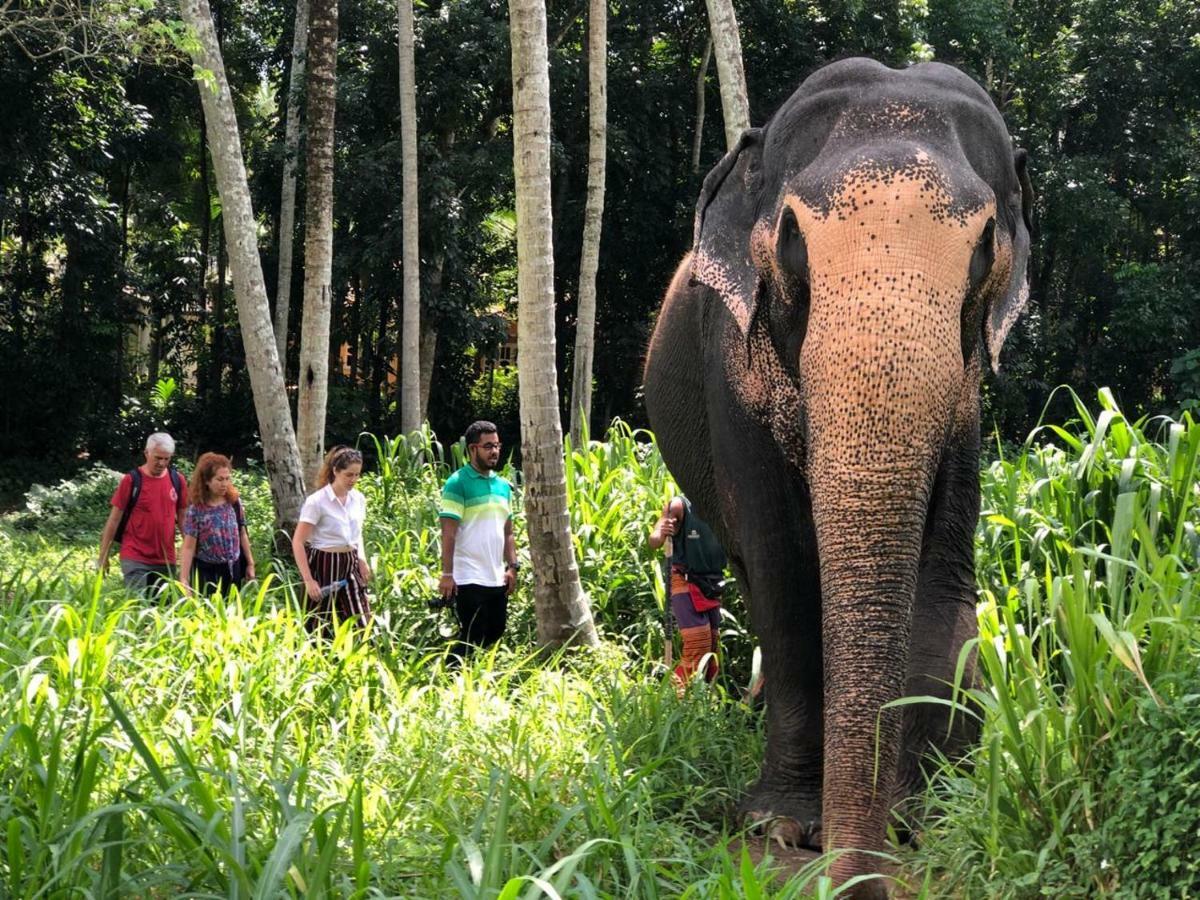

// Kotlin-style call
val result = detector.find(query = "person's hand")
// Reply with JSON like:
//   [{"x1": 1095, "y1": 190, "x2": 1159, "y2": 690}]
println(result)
[
  {"x1": 658, "y1": 514, "x2": 678, "y2": 537},
  {"x1": 304, "y1": 577, "x2": 322, "y2": 601},
  {"x1": 95, "y1": 556, "x2": 110, "y2": 575},
  {"x1": 357, "y1": 558, "x2": 371, "y2": 583},
  {"x1": 438, "y1": 573, "x2": 456, "y2": 600},
  {"x1": 504, "y1": 567, "x2": 517, "y2": 596},
  {"x1": 244, "y1": 561, "x2": 256, "y2": 581}
]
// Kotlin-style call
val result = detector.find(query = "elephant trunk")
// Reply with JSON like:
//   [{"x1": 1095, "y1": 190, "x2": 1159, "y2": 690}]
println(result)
[
  {"x1": 802, "y1": 296, "x2": 959, "y2": 886},
  {"x1": 811, "y1": 467, "x2": 929, "y2": 885}
]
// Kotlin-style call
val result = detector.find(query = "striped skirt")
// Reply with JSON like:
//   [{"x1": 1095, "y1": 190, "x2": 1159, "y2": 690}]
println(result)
[{"x1": 304, "y1": 547, "x2": 372, "y2": 632}]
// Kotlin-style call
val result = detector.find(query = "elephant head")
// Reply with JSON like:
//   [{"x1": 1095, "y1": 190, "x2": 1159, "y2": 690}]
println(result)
[{"x1": 657, "y1": 58, "x2": 1034, "y2": 894}]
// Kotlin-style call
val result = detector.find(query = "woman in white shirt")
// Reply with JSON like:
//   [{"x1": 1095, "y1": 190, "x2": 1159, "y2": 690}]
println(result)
[{"x1": 291, "y1": 446, "x2": 372, "y2": 632}]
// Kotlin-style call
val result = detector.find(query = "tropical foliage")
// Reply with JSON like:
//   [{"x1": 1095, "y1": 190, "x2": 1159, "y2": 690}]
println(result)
[
  {"x1": 911, "y1": 389, "x2": 1200, "y2": 896},
  {"x1": 2, "y1": 0, "x2": 1198, "y2": 495},
  {"x1": 1, "y1": 400, "x2": 1197, "y2": 895}
]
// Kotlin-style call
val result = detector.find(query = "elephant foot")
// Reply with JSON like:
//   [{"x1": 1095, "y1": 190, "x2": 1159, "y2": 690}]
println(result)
[{"x1": 739, "y1": 784, "x2": 822, "y2": 851}]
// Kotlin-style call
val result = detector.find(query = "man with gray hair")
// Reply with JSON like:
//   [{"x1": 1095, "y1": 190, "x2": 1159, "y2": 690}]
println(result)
[{"x1": 97, "y1": 433, "x2": 188, "y2": 594}]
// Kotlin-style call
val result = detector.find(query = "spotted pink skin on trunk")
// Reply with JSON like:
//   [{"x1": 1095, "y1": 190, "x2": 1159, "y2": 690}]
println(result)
[
  {"x1": 718, "y1": 154, "x2": 1011, "y2": 471},
  {"x1": 795, "y1": 160, "x2": 998, "y2": 879},
  {"x1": 796, "y1": 154, "x2": 999, "y2": 461}
]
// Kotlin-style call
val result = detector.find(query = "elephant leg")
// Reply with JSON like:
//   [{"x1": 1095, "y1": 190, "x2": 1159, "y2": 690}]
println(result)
[
  {"x1": 711, "y1": 413, "x2": 824, "y2": 843},
  {"x1": 896, "y1": 438, "x2": 982, "y2": 821}
]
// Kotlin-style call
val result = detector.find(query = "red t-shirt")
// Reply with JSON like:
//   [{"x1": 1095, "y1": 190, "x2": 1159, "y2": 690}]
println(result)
[{"x1": 111, "y1": 469, "x2": 187, "y2": 564}]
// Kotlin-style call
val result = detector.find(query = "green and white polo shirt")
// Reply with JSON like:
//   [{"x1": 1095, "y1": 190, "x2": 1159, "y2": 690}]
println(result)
[{"x1": 439, "y1": 464, "x2": 513, "y2": 587}]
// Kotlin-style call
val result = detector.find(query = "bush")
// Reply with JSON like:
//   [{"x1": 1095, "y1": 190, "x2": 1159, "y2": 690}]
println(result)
[
  {"x1": 11, "y1": 463, "x2": 123, "y2": 541},
  {"x1": 910, "y1": 388, "x2": 1200, "y2": 896},
  {"x1": 1096, "y1": 664, "x2": 1200, "y2": 897}
]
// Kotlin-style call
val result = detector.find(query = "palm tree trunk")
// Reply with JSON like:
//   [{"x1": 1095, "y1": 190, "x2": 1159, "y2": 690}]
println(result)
[
  {"x1": 296, "y1": 0, "x2": 338, "y2": 485},
  {"x1": 567, "y1": 0, "x2": 606, "y2": 449},
  {"x1": 398, "y1": 0, "x2": 421, "y2": 433},
  {"x1": 703, "y1": 0, "x2": 749, "y2": 149},
  {"x1": 419, "y1": 249, "x2": 444, "y2": 420},
  {"x1": 274, "y1": 0, "x2": 308, "y2": 373},
  {"x1": 178, "y1": 0, "x2": 307, "y2": 539},
  {"x1": 508, "y1": 0, "x2": 598, "y2": 650},
  {"x1": 691, "y1": 36, "x2": 712, "y2": 173}
]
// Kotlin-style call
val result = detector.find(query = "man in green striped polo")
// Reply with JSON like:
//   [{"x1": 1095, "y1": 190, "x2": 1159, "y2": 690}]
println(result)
[{"x1": 438, "y1": 420, "x2": 518, "y2": 663}]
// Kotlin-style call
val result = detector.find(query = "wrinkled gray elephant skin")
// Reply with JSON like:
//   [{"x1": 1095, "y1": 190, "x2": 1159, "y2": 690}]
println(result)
[{"x1": 643, "y1": 57, "x2": 1033, "y2": 898}]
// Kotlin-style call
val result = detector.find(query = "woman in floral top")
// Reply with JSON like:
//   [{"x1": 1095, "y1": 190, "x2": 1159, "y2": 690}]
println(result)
[{"x1": 179, "y1": 452, "x2": 255, "y2": 595}]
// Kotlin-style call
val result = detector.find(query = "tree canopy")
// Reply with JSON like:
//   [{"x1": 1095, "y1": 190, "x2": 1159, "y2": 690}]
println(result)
[{"x1": 1, "y1": 0, "x2": 1197, "y2": 484}]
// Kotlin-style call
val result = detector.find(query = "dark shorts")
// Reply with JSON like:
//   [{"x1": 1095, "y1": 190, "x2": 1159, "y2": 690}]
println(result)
[
  {"x1": 120, "y1": 560, "x2": 172, "y2": 596},
  {"x1": 191, "y1": 557, "x2": 244, "y2": 594},
  {"x1": 670, "y1": 590, "x2": 720, "y2": 630}
]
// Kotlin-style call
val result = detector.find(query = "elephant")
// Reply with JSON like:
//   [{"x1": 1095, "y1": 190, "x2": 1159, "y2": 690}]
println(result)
[{"x1": 643, "y1": 58, "x2": 1033, "y2": 896}]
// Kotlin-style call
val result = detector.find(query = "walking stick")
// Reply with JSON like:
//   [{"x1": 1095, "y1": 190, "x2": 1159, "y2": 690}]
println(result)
[{"x1": 661, "y1": 537, "x2": 674, "y2": 670}]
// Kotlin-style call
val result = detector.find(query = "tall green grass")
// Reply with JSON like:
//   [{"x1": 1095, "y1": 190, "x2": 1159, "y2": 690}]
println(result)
[
  {"x1": 912, "y1": 388, "x2": 1200, "y2": 896},
  {"x1": 0, "y1": 425, "x2": 851, "y2": 898},
  {"x1": 4, "y1": 400, "x2": 1195, "y2": 897},
  {"x1": 0, "y1": 571, "x2": 856, "y2": 896}
]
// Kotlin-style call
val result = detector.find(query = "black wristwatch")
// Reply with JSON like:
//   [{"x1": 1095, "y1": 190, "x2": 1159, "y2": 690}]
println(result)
[{"x1": 505, "y1": 561, "x2": 521, "y2": 573}]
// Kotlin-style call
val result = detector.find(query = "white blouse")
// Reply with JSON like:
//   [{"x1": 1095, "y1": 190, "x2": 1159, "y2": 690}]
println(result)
[{"x1": 298, "y1": 484, "x2": 367, "y2": 555}]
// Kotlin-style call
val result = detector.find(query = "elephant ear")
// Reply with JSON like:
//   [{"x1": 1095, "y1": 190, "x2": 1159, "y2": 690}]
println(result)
[
  {"x1": 690, "y1": 128, "x2": 765, "y2": 337},
  {"x1": 985, "y1": 148, "x2": 1035, "y2": 372}
]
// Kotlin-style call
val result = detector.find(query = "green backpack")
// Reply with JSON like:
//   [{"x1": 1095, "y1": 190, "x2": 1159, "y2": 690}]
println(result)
[{"x1": 668, "y1": 497, "x2": 727, "y2": 599}]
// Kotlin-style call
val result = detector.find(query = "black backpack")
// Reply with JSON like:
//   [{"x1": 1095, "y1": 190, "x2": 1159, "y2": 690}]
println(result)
[{"x1": 114, "y1": 467, "x2": 186, "y2": 544}]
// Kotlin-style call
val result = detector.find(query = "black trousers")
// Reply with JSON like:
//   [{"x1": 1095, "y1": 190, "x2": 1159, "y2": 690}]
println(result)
[
  {"x1": 450, "y1": 583, "x2": 508, "y2": 663},
  {"x1": 193, "y1": 557, "x2": 244, "y2": 595}
]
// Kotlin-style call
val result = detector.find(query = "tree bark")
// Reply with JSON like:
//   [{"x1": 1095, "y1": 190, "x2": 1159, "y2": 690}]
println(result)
[
  {"x1": 703, "y1": 0, "x2": 749, "y2": 149},
  {"x1": 197, "y1": 95, "x2": 211, "y2": 318},
  {"x1": 274, "y1": 0, "x2": 308, "y2": 373},
  {"x1": 419, "y1": 320, "x2": 437, "y2": 422},
  {"x1": 178, "y1": 0, "x2": 307, "y2": 539},
  {"x1": 508, "y1": 0, "x2": 598, "y2": 651},
  {"x1": 691, "y1": 36, "x2": 712, "y2": 173},
  {"x1": 211, "y1": 213, "x2": 227, "y2": 395},
  {"x1": 419, "y1": 249, "x2": 445, "y2": 421},
  {"x1": 296, "y1": 0, "x2": 339, "y2": 485},
  {"x1": 568, "y1": 0, "x2": 606, "y2": 448},
  {"x1": 397, "y1": 0, "x2": 421, "y2": 433}
]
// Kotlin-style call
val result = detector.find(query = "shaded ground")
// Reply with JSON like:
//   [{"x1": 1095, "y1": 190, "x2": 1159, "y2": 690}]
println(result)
[
  {"x1": 734, "y1": 835, "x2": 917, "y2": 896},
  {"x1": 735, "y1": 834, "x2": 822, "y2": 875}
]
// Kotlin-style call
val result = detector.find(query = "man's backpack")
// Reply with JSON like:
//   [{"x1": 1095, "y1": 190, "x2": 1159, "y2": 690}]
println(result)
[
  {"x1": 114, "y1": 467, "x2": 185, "y2": 544},
  {"x1": 677, "y1": 497, "x2": 727, "y2": 599}
]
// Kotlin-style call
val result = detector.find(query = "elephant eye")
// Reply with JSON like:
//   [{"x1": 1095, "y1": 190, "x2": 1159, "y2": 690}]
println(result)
[
  {"x1": 968, "y1": 217, "x2": 996, "y2": 292},
  {"x1": 776, "y1": 205, "x2": 810, "y2": 289}
]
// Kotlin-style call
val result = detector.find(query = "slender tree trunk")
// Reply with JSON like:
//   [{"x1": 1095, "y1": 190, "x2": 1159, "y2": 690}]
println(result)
[
  {"x1": 348, "y1": 280, "x2": 361, "y2": 380},
  {"x1": 211, "y1": 216, "x2": 227, "y2": 395},
  {"x1": 330, "y1": 284, "x2": 344, "y2": 378},
  {"x1": 703, "y1": 0, "x2": 750, "y2": 149},
  {"x1": 508, "y1": 0, "x2": 598, "y2": 651},
  {"x1": 420, "y1": 249, "x2": 444, "y2": 421},
  {"x1": 179, "y1": 0, "x2": 307, "y2": 539},
  {"x1": 197, "y1": 96, "x2": 211, "y2": 313},
  {"x1": 397, "y1": 0, "x2": 421, "y2": 433},
  {"x1": 275, "y1": 0, "x2": 309, "y2": 372},
  {"x1": 369, "y1": 290, "x2": 389, "y2": 428},
  {"x1": 296, "y1": 0, "x2": 339, "y2": 484},
  {"x1": 691, "y1": 36, "x2": 712, "y2": 173},
  {"x1": 419, "y1": 319, "x2": 436, "y2": 421},
  {"x1": 197, "y1": 95, "x2": 213, "y2": 396},
  {"x1": 114, "y1": 161, "x2": 132, "y2": 400},
  {"x1": 568, "y1": 0, "x2": 606, "y2": 448}
]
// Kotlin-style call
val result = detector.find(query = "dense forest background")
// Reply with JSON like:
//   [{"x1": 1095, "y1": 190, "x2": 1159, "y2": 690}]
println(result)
[{"x1": 2, "y1": 0, "x2": 1198, "y2": 494}]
